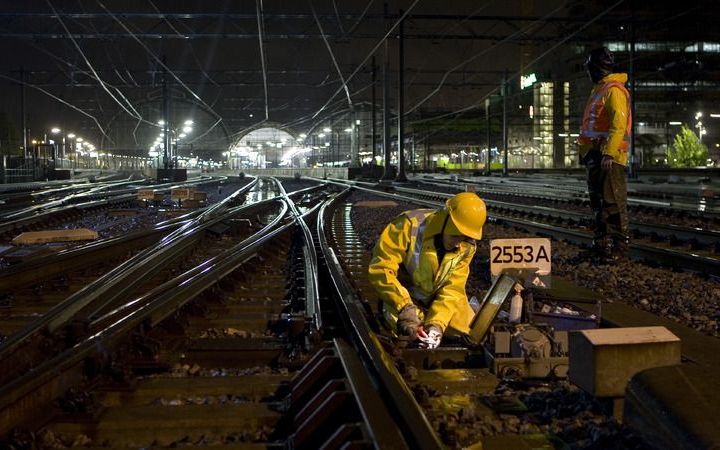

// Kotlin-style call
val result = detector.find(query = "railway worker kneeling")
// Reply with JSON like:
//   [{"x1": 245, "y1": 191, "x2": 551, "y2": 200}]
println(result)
[{"x1": 368, "y1": 192, "x2": 486, "y2": 349}]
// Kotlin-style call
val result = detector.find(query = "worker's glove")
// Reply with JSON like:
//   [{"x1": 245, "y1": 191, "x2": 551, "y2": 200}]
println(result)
[
  {"x1": 417, "y1": 325, "x2": 442, "y2": 349},
  {"x1": 601, "y1": 155, "x2": 614, "y2": 171},
  {"x1": 397, "y1": 304, "x2": 422, "y2": 337}
]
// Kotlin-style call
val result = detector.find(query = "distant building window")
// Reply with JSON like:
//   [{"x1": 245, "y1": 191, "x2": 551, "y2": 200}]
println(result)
[{"x1": 604, "y1": 41, "x2": 720, "y2": 53}]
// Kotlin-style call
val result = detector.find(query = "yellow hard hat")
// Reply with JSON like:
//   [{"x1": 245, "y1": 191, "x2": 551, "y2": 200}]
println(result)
[{"x1": 445, "y1": 192, "x2": 486, "y2": 240}]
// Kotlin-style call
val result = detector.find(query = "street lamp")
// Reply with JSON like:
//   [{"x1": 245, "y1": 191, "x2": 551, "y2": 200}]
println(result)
[{"x1": 50, "y1": 127, "x2": 64, "y2": 161}]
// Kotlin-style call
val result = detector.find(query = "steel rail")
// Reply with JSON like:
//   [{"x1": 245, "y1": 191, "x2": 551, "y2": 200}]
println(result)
[
  {"x1": 0, "y1": 176, "x2": 217, "y2": 221},
  {"x1": 0, "y1": 220, "x2": 189, "y2": 292},
  {"x1": 0, "y1": 176, "x2": 234, "y2": 235},
  {"x1": 90, "y1": 201, "x2": 293, "y2": 329},
  {"x1": 0, "y1": 179, "x2": 264, "y2": 358},
  {"x1": 316, "y1": 188, "x2": 443, "y2": 450},
  {"x1": 415, "y1": 175, "x2": 720, "y2": 216},
  {"x1": 0, "y1": 204, "x2": 296, "y2": 435},
  {"x1": 276, "y1": 177, "x2": 321, "y2": 331}
]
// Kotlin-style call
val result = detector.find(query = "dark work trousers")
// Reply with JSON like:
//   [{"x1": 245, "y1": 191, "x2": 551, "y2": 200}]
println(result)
[{"x1": 584, "y1": 149, "x2": 629, "y2": 252}]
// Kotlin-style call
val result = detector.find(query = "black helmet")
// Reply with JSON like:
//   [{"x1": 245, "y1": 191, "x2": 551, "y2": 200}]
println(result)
[{"x1": 585, "y1": 47, "x2": 615, "y2": 83}]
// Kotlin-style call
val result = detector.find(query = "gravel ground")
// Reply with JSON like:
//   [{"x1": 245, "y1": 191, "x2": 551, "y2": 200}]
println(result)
[{"x1": 407, "y1": 375, "x2": 647, "y2": 449}]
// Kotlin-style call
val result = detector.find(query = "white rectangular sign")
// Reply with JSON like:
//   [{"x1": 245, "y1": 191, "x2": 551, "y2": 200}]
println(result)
[{"x1": 490, "y1": 238, "x2": 551, "y2": 277}]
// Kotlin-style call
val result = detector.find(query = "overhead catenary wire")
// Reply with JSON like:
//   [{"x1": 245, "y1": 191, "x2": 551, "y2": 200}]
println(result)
[
  {"x1": 405, "y1": 1, "x2": 569, "y2": 115},
  {"x1": 310, "y1": 0, "x2": 421, "y2": 120},
  {"x1": 96, "y1": 1, "x2": 224, "y2": 132},
  {"x1": 146, "y1": 0, "x2": 221, "y2": 88},
  {"x1": 65, "y1": 0, "x2": 157, "y2": 149},
  {"x1": 309, "y1": 0, "x2": 353, "y2": 111},
  {"x1": 46, "y1": 0, "x2": 146, "y2": 125},
  {"x1": 343, "y1": 0, "x2": 376, "y2": 37},
  {"x1": 0, "y1": 73, "x2": 112, "y2": 142},
  {"x1": 256, "y1": 0, "x2": 270, "y2": 121},
  {"x1": 404, "y1": 0, "x2": 498, "y2": 89},
  {"x1": 279, "y1": 1, "x2": 497, "y2": 136},
  {"x1": 411, "y1": 0, "x2": 626, "y2": 146}
]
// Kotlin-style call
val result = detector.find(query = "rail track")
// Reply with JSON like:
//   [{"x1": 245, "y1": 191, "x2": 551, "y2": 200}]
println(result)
[
  {"x1": 1, "y1": 177, "x2": 420, "y2": 449},
  {"x1": 1, "y1": 176, "x2": 718, "y2": 449}
]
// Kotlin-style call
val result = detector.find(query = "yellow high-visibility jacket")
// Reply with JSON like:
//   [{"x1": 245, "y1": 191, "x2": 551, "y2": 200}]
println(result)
[
  {"x1": 578, "y1": 73, "x2": 632, "y2": 166},
  {"x1": 368, "y1": 208, "x2": 476, "y2": 333}
]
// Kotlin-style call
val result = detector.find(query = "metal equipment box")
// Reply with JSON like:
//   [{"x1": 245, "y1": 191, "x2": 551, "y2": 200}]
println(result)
[{"x1": 569, "y1": 326, "x2": 681, "y2": 397}]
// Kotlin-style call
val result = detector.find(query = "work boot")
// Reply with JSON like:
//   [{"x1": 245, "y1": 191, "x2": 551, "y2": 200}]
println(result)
[
  {"x1": 596, "y1": 236, "x2": 615, "y2": 264},
  {"x1": 612, "y1": 236, "x2": 630, "y2": 259}
]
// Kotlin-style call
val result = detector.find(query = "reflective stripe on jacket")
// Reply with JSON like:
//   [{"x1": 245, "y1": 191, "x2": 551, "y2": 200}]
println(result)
[
  {"x1": 368, "y1": 208, "x2": 476, "y2": 332},
  {"x1": 578, "y1": 73, "x2": 632, "y2": 166}
]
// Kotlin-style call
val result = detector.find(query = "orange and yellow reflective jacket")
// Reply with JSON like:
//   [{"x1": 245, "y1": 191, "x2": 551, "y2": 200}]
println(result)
[
  {"x1": 368, "y1": 208, "x2": 476, "y2": 333},
  {"x1": 578, "y1": 73, "x2": 632, "y2": 166}
]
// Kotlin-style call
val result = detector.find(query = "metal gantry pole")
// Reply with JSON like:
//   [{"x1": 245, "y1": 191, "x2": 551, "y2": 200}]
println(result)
[
  {"x1": 396, "y1": 9, "x2": 407, "y2": 182},
  {"x1": 381, "y1": 7, "x2": 393, "y2": 182},
  {"x1": 20, "y1": 67, "x2": 27, "y2": 158},
  {"x1": 162, "y1": 56, "x2": 170, "y2": 170},
  {"x1": 372, "y1": 56, "x2": 377, "y2": 161},
  {"x1": 629, "y1": 3, "x2": 637, "y2": 178},
  {"x1": 502, "y1": 71, "x2": 509, "y2": 177},
  {"x1": 485, "y1": 97, "x2": 491, "y2": 175}
]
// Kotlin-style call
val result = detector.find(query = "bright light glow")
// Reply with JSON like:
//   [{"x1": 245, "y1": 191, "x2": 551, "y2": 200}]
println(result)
[
  {"x1": 182, "y1": 126, "x2": 193, "y2": 133},
  {"x1": 668, "y1": 121, "x2": 682, "y2": 125},
  {"x1": 76, "y1": 137, "x2": 84, "y2": 142},
  {"x1": 558, "y1": 133, "x2": 568, "y2": 137},
  {"x1": 356, "y1": 119, "x2": 361, "y2": 125},
  {"x1": 344, "y1": 128, "x2": 352, "y2": 133},
  {"x1": 532, "y1": 137, "x2": 542, "y2": 140},
  {"x1": 570, "y1": 133, "x2": 579, "y2": 137},
  {"x1": 520, "y1": 73, "x2": 537, "y2": 89},
  {"x1": 67, "y1": 133, "x2": 75, "y2": 139},
  {"x1": 51, "y1": 127, "x2": 61, "y2": 134},
  {"x1": 179, "y1": 133, "x2": 187, "y2": 138},
  {"x1": 299, "y1": 133, "x2": 307, "y2": 138},
  {"x1": 711, "y1": 114, "x2": 720, "y2": 118},
  {"x1": 323, "y1": 127, "x2": 331, "y2": 133},
  {"x1": 276, "y1": 143, "x2": 283, "y2": 148},
  {"x1": 325, "y1": 142, "x2": 330, "y2": 147},
  {"x1": 266, "y1": 141, "x2": 274, "y2": 145},
  {"x1": 184, "y1": 120, "x2": 194, "y2": 125},
  {"x1": 696, "y1": 112, "x2": 703, "y2": 118},
  {"x1": 158, "y1": 120, "x2": 165, "y2": 126},
  {"x1": 318, "y1": 133, "x2": 326, "y2": 138},
  {"x1": 31, "y1": 139, "x2": 37, "y2": 144}
]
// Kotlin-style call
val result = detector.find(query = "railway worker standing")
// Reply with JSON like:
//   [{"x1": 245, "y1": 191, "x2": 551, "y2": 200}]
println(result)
[
  {"x1": 368, "y1": 192, "x2": 486, "y2": 349},
  {"x1": 577, "y1": 47, "x2": 632, "y2": 261}
]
